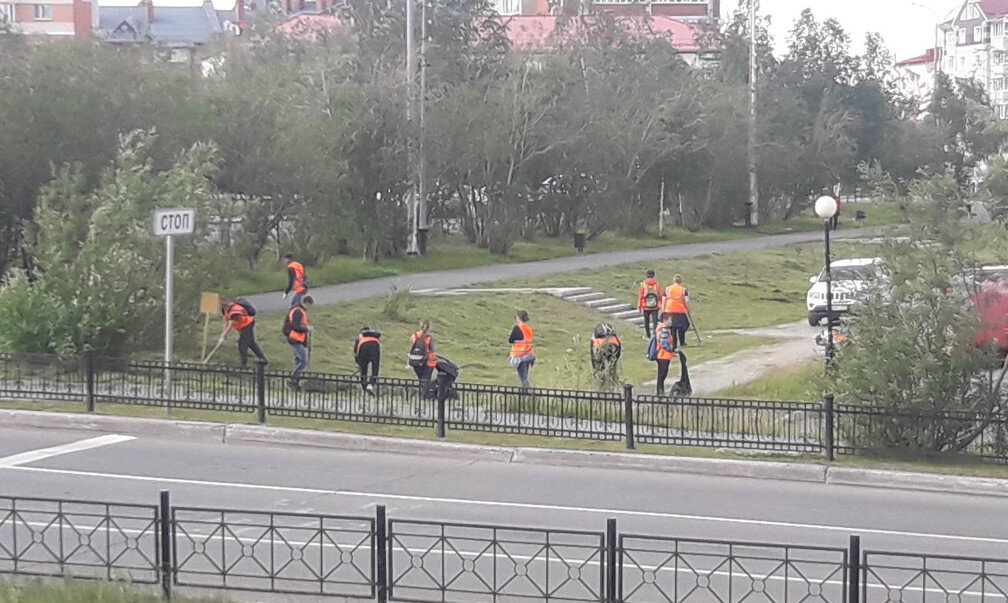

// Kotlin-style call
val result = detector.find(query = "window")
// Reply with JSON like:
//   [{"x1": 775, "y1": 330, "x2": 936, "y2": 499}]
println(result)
[
  {"x1": 975, "y1": 25, "x2": 985, "y2": 42},
  {"x1": 993, "y1": 21, "x2": 1004, "y2": 37},
  {"x1": 958, "y1": 28, "x2": 967, "y2": 44},
  {"x1": 0, "y1": 3, "x2": 13, "y2": 23},
  {"x1": 33, "y1": 4, "x2": 51, "y2": 20},
  {"x1": 965, "y1": 3, "x2": 981, "y2": 20}
]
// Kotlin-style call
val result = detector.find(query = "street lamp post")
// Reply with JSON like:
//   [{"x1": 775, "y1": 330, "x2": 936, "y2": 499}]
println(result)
[{"x1": 815, "y1": 195, "x2": 839, "y2": 368}]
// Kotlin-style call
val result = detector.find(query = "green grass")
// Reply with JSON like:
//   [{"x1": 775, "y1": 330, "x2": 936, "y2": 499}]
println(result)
[
  {"x1": 0, "y1": 578, "x2": 222, "y2": 602},
  {"x1": 8, "y1": 399, "x2": 1008, "y2": 480},
  {"x1": 715, "y1": 359, "x2": 827, "y2": 399},
  {"x1": 220, "y1": 201, "x2": 904, "y2": 297},
  {"x1": 169, "y1": 292, "x2": 764, "y2": 390}
]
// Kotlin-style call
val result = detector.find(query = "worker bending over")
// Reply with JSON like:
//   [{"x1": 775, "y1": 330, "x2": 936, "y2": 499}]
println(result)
[
  {"x1": 354, "y1": 326, "x2": 381, "y2": 395},
  {"x1": 219, "y1": 298, "x2": 267, "y2": 369}
]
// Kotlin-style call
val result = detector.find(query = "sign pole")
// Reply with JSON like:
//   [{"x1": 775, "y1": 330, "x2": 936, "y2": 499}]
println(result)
[{"x1": 164, "y1": 234, "x2": 174, "y2": 400}]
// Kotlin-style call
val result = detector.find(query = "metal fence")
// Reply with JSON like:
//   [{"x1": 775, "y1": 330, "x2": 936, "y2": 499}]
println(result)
[
  {"x1": 3, "y1": 352, "x2": 1008, "y2": 463},
  {"x1": 2, "y1": 492, "x2": 1007, "y2": 602}
]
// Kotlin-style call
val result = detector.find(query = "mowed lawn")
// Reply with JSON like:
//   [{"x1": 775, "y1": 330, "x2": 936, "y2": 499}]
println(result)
[
  {"x1": 174, "y1": 292, "x2": 760, "y2": 390},
  {"x1": 501, "y1": 241, "x2": 872, "y2": 331}
]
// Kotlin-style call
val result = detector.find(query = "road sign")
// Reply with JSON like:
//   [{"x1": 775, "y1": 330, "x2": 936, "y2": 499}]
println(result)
[{"x1": 153, "y1": 208, "x2": 195, "y2": 236}]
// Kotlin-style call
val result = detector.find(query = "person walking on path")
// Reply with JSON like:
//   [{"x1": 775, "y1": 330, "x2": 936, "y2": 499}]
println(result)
[
  {"x1": 662, "y1": 274, "x2": 691, "y2": 348},
  {"x1": 654, "y1": 314, "x2": 677, "y2": 396},
  {"x1": 408, "y1": 319, "x2": 437, "y2": 399},
  {"x1": 283, "y1": 254, "x2": 310, "y2": 307},
  {"x1": 283, "y1": 295, "x2": 314, "y2": 390},
  {"x1": 508, "y1": 309, "x2": 536, "y2": 388},
  {"x1": 219, "y1": 298, "x2": 267, "y2": 369},
  {"x1": 354, "y1": 326, "x2": 381, "y2": 395},
  {"x1": 637, "y1": 269, "x2": 664, "y2": 340}
]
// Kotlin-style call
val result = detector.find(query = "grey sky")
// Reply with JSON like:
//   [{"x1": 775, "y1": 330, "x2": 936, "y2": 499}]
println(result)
[{"x1": 727, "y1": 0, "x2": 962, "y2": 60}]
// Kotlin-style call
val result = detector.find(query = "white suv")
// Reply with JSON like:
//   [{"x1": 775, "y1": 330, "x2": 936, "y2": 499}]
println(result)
[{"x1": 806, "y1": 258, "x2": 883, "y2": 326}]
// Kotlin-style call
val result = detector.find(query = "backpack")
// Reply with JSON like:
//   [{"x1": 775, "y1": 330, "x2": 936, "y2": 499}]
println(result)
[
  {"x1": 643, "y1": 286, "x2": 661, "y2": 310},
  {"x1": 407, "y1": 335, "x2": 430, "y2": 367},
  {"x1": 235, "y1": 297, "x2": 257, "y2": 317},
  {"x1": 645, "y1": 335, "x2": 658, "y2": 362},
  {"x1": 281, "y1": 307, "x2": 298, "y2": 337}
]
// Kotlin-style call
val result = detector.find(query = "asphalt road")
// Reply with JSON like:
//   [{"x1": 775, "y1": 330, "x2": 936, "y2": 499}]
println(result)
[
  {"x1": 243, "y1": 228, "x2": 883, "y2": 311},
  {"x1": 1, "y1": 425, "x2": 1005, "y2": 561}
]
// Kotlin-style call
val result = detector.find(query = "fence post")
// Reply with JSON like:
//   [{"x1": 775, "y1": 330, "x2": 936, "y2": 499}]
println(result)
[
  {"x1": 606, "y1": 518, "x2": 618, "y2": 603},
  {"x1": 435, "y1": 390, "x2": 446, "y2": 438},
  {"x1": 822, "y1": 393, "x2": 835, "y2": 461},
  {"x1": 623, "y1": 384, "x2": 635, "y2": 450},
  {"x1": 848, "y1": 534, "x2": 861, "y2": 603},
  {"x1": 84, "y1": 351, "x2": 96, "y2": 413},
  {"x1": 376, "y1": 504, "x2": 388, "y2": 603},
  {"x1": 159, "y1": 490, "x2": 172, "y2": 601},
  {"x1": 255, "y1": 361, "x2": 266, "y2": 424}
]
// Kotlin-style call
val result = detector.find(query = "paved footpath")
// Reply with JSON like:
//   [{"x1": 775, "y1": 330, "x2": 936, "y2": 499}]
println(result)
[{"x1": 244, "y1": 228, "x2": 883, "y2": 311}]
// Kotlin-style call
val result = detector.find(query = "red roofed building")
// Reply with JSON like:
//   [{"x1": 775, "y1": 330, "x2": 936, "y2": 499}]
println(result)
[
  {"x1": 896, "y1": 48, "x2": 938, "y2": 121},
  {"x1": 493, "y1": 0, "x2": 718, "y2": 24},
  {"x1": 937, "y1": 0, "x2": 1008, "y2": 118}
]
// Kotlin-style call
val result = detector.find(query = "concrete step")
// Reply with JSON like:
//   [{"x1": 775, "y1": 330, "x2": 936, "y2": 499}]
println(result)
[
  {"x1": 611, "y1": 310, "x2": 641, "y2": 319},
  {"x1": 558, "y1": 287, "x2": 594, "y2": 299},
  {"x1": 568, "y1": 292, "x2": 606, "y2": 303},
  {"x1": 583, "y1": 297, "x2": 619, "y2": 309},
  {"x1": 598, "y1": 303, "x2": 634, "y2": 313}
]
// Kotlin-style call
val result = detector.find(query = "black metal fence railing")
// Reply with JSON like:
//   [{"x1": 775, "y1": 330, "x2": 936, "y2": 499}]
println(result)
[
  {"x1": 2, "y1": 491, "x2": 1006, "y2": 602},
  {"x1": 619, "y1": 535, "x2": 848, "y2": 602},
  {"x1": 171, "y1": 506, "x2": 375, "y2": 598},
  {"x1": 0, "y1": 495, "x2": 159, "y2": 584},
  {"x1": 3, "y1": 351, "x2": 1008, "y2": 463}
]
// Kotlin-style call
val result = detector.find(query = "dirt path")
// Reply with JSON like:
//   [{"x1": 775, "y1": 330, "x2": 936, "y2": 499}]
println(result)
[{"x1": 645, "y1": 320, "x2": 819, "y2": 396}]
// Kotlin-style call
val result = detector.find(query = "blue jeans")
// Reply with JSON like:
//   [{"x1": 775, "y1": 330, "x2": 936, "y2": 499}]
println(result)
[
  {"x1": 291, "y1": 343, "x2": 308, "y2": 376},
  {"x1": 510, "y1": 355, "x2": 535, "y2": 388}
]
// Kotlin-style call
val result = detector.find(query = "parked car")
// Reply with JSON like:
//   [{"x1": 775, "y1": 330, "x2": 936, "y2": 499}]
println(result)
[{"x1": 805, "y1": 258, "x2": 884, "y2": 327}]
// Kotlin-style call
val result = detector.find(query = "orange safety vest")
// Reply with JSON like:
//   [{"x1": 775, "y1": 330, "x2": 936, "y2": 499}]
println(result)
[
  {"x1": 289, "y1": 261, "x2": 308, "y2": 294},
  {"x1": 510, "y1": 323, "x2": 534, "y2": 357},
  {"x1": 411, "y1": 331, "x2": 437, "y2": 367},
  {"x1": 639, "y1": 279, "x2": 663, "y2": 310},
  {"x1": 592, "y1": 335, "x2": 620, "y2": 349},
  {"x1": 357, "y1": 334, "x2": 380, "y2": 346},
  {"x1": 286, "y1": 306, "x2": 309, "y2": 343},
  {"x1": 225, "y1": 303, "x2": 254, "y2": 331},
  {"x1": 655, "y1": 324, "x2": 677, "y2": 361},
  {"x1": 663, "y1": 283, "x2": 688, "y2": 315}
]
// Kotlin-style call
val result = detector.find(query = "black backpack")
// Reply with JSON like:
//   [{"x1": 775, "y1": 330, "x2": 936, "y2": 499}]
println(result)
[
  {"x1": 407, "y1": 335, "x2": 430, "y2": 367},
  {"x1": 235, "y1": 297, "x2": 257, "y2": 317}
]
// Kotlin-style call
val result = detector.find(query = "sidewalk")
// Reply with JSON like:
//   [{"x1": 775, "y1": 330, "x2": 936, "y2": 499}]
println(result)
[
  {"x1": 242, "y1": 227, "x2": 885, "y2": 311},
  {"x1": 5, "y1": 408, "x2": 1007, "y2": 499}
]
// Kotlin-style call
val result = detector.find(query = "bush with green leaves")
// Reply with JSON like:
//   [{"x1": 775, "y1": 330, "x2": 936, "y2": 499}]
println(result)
[{"x1": 0, "y1": 131, "x2": 222, "y2": 355}]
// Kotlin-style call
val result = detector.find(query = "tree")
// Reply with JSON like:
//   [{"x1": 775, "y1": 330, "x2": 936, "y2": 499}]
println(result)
[{"x1": 0, "y1": 131, "x2": 222, "y2": 355}]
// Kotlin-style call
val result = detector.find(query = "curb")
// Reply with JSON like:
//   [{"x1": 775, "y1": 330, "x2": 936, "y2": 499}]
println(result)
[{"x1": 4, "y1": 409, "x2": 1007, "y2": 498}]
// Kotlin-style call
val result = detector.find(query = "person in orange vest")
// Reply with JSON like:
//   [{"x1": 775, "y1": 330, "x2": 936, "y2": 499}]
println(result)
[
  {"x1": 408, "y1": 319, "x2": 437, "y2": 399},
  {"x1": 283, "y1": 254, "x2": 310, "y2": 307},
  {"x1": 508, "y1": 309, "x2": 535, "y2": 388},
  {"x1": 662, "y1": 274, "x2": 691, "y2": 348},
  {"x1": 283, "y1": 295, "x2": 314, "y2": 390},
  {"x1": 654, "y1": 314, "x2": 678, "y2": 396},
  {"x1": 637, "y1": 269, "x2": 664, "y2": 340},
  {"x1": 218, "y1": 298, "x2": 267, "y2": 369},
  {"x1": 590, "y1": 322, "x2": 622, "y2": 390},
  {"x1": 354, "y1": 326, "x2": 381, "y2": 395}
]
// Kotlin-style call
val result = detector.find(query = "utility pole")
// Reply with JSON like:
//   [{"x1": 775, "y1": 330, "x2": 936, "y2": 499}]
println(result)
[
  {"x1": 747, "y1": 0, "x2": 759, "y2": 227},
  {"x1": 405, "y1": 0, "x2": 419, "y2": 255},
  {"x1": 417, "y1": 0, "x2": 428, "y2": 255}
]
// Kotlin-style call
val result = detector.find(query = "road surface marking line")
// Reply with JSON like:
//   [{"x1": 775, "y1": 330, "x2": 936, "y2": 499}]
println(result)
[
  {"x1": 0, "y1": 435, "x2": 135, "y2": 469},
  {"x1": 5, "y1": 465, "x2": 1007, "y2": 545}
]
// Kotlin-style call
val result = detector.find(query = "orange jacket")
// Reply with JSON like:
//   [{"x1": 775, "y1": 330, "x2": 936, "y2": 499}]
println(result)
[
  {"x1": 638, "y1": 278, "x2": 664, "y2": 310},
  {"x1": 224, "y1": 303, "x2": 254, "y2": 331},
  {"x1": 286, "y1": 306, "x2": 309, "y2": 344},
  {"x1": 288, "y1": 261, "x2": 308, "y2": 294},
  {"x1": 655, "y1": 324, "x2": 677, "y2": 361},
  {"x1": 509, "y1": 323, "x2": 534, "y2": 357},
  {"x1": 663, "y1": 283, "x2": 688, "y2": 315}
]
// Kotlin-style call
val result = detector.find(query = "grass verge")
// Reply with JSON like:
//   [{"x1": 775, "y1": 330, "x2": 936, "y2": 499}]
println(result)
[
  {"x1": 6, "y1": 399, "x2": 1008, "y2": 480},
  {"x1": 0, "y1": 577, "x2": 221, "y2": 602},
  {"x1": 714, "y1": 359, "x2": 826, "y2": 399}
]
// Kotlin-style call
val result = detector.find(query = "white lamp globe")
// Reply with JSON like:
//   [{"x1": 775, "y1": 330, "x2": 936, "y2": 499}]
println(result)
[{"x1": 815, "y1": 196, "x2": 838, "y2": 220}]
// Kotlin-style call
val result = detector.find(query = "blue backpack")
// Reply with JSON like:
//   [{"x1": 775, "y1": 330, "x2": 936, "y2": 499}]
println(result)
[{"x1": 646, "y1": 335, "x2": 658, "y2": 362}]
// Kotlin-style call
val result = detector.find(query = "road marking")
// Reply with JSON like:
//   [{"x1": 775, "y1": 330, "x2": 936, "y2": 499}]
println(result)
[
  {"x1": 0, "y1": 435, "x2": 136, "y2": 469},
  {"x1": 5, "y1": 464, "x2": 1007, "y2": 546}
]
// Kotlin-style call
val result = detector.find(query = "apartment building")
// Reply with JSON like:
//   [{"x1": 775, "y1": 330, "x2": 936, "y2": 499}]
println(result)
[
  {"x1": 0, "y1": 0, "x2": 96, "y2": 38},
  {"x1": 937, "y1": 0, "x2": 1008, "y2": 118},
  {"x1": 493, "y1": 0, "x2": 719, "y2": 23}
]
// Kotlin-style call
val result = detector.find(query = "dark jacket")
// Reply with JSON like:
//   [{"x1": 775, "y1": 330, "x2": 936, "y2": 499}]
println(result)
[{"x1": 434, "y1": 355, "x2": 459, "y2": 379}]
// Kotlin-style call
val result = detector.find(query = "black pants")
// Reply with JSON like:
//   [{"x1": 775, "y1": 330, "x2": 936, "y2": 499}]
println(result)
[
  {"x1": 356, "y1": 342, "x2": 380, "y2": 390},
  {"x1": 413, "y1": 365, "x2": 434, "y2": 399},
  {"x1": 642, "y1": 310, "x2": 659, "y2": 336},
  {"x1": 671, "y1": 313, "x2": 690, "y2": 347},
  {"x1": 656, "y1": 359, "x2": 670, "y2": 395},
  {"x1": 237, "y1": 326, "x2": 266, "y2": 368},
  {"x1": 436, "y1": 373, "x2": 457, "y2": 404}
]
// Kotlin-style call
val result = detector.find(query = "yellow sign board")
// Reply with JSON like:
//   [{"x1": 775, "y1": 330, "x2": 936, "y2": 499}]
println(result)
[{"x1": 200, "y1": 292, "x2": 220, "y2": 315}]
